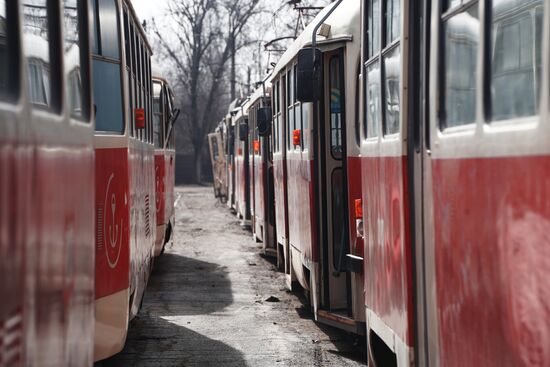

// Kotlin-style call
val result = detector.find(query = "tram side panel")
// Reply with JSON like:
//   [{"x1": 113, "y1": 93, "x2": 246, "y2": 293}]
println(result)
[
  {"x1": 2, "y1": 1, "x2": 96, "y2": 365},
  {"x1": 425, "y1": 0, "x2": 550, "y2": 366}
]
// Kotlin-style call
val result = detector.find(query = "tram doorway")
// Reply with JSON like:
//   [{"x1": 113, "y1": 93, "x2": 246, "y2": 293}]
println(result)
[{"x1": 316, "y1": 48, "x2": 352, "y2": 322}]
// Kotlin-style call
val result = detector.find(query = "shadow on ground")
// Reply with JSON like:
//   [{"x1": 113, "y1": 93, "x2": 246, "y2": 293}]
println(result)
[
  {"x1": 100, "y1": 315, "x2": 247, "y2": 367},
  {"x1": 145, "y1": 253, "x2": 233, "y2": 316}
]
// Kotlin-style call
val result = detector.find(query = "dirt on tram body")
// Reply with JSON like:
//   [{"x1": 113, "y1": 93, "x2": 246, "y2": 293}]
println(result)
[{"x1": 100, "y1": 186, "x2": 366, "y2": 367}]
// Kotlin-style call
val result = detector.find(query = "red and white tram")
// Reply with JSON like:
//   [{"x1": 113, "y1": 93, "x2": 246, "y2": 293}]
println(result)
[
  {"x1": 357, "y1": 0, "x2": 550, "y2": 365},
  {"x1": 91, "y1": 0, "x2": 156, "y2": 360},
  {"x1": 152, "y1": 75, "x2": 178, "y2": 257},
  {"x1": 233, "y1": 101, "x2": 251, "y2": 226},
  {"x1": 0, "y1": 0, "x2": 95, "y2": 365},
  {"x1": 270, "y1": 0, "x2": 365, "y2": 333},
  {"x1": 247, "y1": 83, "x2": 277, "y2": 255}
]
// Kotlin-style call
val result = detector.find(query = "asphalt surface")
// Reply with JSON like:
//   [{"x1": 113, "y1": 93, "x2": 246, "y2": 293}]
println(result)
[{"x1": 100, "y1": 186, "x2": 367, "y2": 367}]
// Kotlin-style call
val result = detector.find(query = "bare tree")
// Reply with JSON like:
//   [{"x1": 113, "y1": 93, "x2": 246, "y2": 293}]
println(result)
[{"x1": 152, "y1": 0, "x2": 261, "y2": 183}]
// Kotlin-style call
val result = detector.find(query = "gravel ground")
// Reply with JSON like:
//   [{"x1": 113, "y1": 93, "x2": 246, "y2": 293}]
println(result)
[{"x1": 100, "y1": 185, "x2": 367, "y2": 367}]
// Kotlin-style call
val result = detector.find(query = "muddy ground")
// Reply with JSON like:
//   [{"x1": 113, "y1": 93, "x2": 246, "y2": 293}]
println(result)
[{"x1": 100, "y1": 186, "x2": 367, "y2": 367}]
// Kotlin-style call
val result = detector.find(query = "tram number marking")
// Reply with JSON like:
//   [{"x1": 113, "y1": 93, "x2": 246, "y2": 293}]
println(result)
[{"x1": 104, "y1": 173, "x2": 123, "y2": 269}]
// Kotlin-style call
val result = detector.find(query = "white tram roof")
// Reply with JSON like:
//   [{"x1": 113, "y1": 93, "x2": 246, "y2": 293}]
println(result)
[
  {"x1": 242, "y1": 80, "x2": 271, "y2": 112},
  {"x1": 270, "y1": 0, "x2": 360, "y2": 79}
]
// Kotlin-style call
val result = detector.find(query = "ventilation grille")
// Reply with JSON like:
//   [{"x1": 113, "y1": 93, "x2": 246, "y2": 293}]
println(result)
[
  {"x1": 96, "y1": 206, "x2": 104, "y2": 250},
  {"x1": 145, "y1": 194, "x2": 151, "y2": 238},
  {"x1": 1, "y1": 308, "x2": 23, "y2": 366}
]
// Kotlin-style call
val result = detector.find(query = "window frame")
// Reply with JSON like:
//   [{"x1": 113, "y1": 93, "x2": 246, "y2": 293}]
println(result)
[
  {"x1": 92, "y1": 0, "x2": 125, "y2": 135},
  {"x1": 363, "y1": 0, "x2": 402, "y2": 139}
]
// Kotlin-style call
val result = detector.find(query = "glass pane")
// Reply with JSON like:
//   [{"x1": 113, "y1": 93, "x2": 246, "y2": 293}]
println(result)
[
  {"x1": 91, "y1": 0, "x2": 98, "y2": 54},
  {"x1": 490, "y1": 0, "x2": 543, "y2": 121},
  {"x1": 386, "y1": 0, "x2": 400, "y2": 44},
  {"x1": 368, "y1": 0, "x2": 380, "y2": 58},
  {"x1": 365, "y1": 61, "x2": 381, "y2": 137},
  {"x1": 153, "y1": 81, "x2": 162, "y2": 148},
  {"x1": 23, "y1": 0, "x2": 51, "y2": 107},
  {"x1": 332, "y1": 168, "x2": 347, "y2": 271},
  {"x1": 288, "y1": 106, "x2": 294, "y2": 150},
  {"x1": 444, "y1": 0, "x2": 462, "y2": 12},
  {"x1": 442, "y1": 5, "x2": 479, "y2": 128},
  {"x1": 98, "y1": 0, "x2": 119, "y2": 59},
  {"x1": 329, "y1": 56, "x2": 342, "y2": 158},
  {"x1": 383, "y1": 46, "x2": 400, "y2": 135},
  {"x1": 0, "y1": 0, "x2": 8, "y2": 97},
  {"x1": 302, "y1": 102, "x2": 310, "y2": 150},
  {"x1": 64, "y1": 0, "x2": 84, "y2": 119},
  {"x1": 93, "y1": 60, "x2": 123, "y2": 133}
]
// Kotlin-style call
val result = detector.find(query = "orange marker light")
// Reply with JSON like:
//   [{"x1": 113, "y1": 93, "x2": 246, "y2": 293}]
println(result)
[
  {"x1": 293, "y1": 129, "x2": 301, "y2": 146},
  {"x1": 254, "y1": 140, "x2": 260, "y2": 153},
  {"x1": 355, "y1": 198, "x2": 363, "y2": 219},
  {"x1": 135, "y1": 108, "x2": 145, "y2": 129}
]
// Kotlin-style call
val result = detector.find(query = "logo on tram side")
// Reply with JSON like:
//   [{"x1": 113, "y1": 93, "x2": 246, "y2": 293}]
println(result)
[{"x1": 104, "y1": 173, "x2": 125, "y2": 268}]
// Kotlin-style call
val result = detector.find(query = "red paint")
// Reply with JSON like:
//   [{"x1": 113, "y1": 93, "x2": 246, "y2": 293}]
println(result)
[
  {"x1": 155, "y1": 153, "x2": 166, "y2": 226},
  {"x1": 134, "y1": 108, "x2": 145, "y2": 129},
  {"x1": 1, "y1": 107, "x2": 95, "y2": 365},
  {"x1": 292, "y1": 130, "x2": 301, "y2": 147},
  {"x1": 361, "y1": 155, "x2": 414, "y2": 346},
  {"x1": 432, "y1": 156, "x2": 550, "y2": 367},
  {"x1": 95, "y1": 148, "x2": 130, "y2": 299}
]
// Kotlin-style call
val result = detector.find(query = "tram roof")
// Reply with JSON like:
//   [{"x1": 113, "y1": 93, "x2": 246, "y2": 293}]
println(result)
[
  {"x1": 243, "y1": 81, "x2": 271, "y2": 111},
  {"x1": 270, "y1": 0, "x2": 360, "y2": 79}
]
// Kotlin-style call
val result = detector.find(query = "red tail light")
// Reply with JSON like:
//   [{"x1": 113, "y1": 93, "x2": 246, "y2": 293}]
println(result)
[
  {"x1": 254, "y1": 140, "x2": 260, "y2": 153},
  {"x1": 293, "y1": 129, "x2": 301, "y2": 146},
  {"x1": 355, "y1": 199, "x2": 363, "y2": 219},
  {"x1": 135, "y1": 108, "x2": 145, "y2": 129}
]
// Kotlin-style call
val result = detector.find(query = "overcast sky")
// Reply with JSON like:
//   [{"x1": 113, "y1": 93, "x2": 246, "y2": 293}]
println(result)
[{"x1": 132, "y1": 0, "x2": 169, "y2": 23}]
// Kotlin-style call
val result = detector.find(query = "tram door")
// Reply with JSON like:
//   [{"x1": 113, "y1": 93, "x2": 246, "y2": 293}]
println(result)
[{"x1": 319, "y1": 49, "x2": 350, "y2": 312}]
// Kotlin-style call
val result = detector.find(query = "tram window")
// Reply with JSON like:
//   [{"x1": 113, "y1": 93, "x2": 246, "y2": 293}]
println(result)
[
  {"x1": 385, "y1": 0, "x2": 400, "y2": 45},
  {"x1": 124, "y1": 10, "x2": 130, "y2": 69},
  {"x1": 302, "y1": 102, "x2": 310, "y2": 150},
  {"x1": 98, "y1": 0, "x2": 119, "y2": 60},
  {"x1": 64, "y1": 0, "x2": 87, "y2": 120},
  {"x1": 490, "y1": 1, "x2": 543, "y2": 121},
  {"x1": 365, "y1": 61, "x2": 381, "y2": 137},
  {"x1": 355, "y1": 68, "x2": 361, "y2": 145},
  {"x1": 0, "y1": 0, "x2": 11, "y2": 99},
  {"x1": 153, "y1": 81, "x2": 163, "y2": 148},
  {"x1": 287, "y1": 72, "x2": 294, "y2": 151},
  {"x1": 273, "y1": 82, "x2": 278, "y2": 153},
  {"x1": 329, "y1": 56, "x2": 343, "y2": 158},
  {"x1": 368, "y1": 0, "x2": 380, "y2": 58},
  {"x1": 383, "y1": 46, "x2": 400, "y2": 135},
  {"x1": 93, "y1": 60, "x2": 123, "y2": 133},
  {"x1": 22, "y1": 0, "x2": 52, "y2": 108},
  {"x1": 441, "y1": 5, "x2": 479, "y2": 129}
]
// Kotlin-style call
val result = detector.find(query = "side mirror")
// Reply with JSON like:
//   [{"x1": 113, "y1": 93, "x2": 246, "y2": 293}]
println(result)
[
  {"x1": 228, "y1": 126, "x2": 235, "y2": 154},
  {"x1": 239, "y1": 121, "x2": 248, "y2": 141},
  {"x1": 296, "y1": 47, "x2": 322, "y2": 103},
  {"x1": 257, "y1": 107, "x2": 272, "y2": 136},
  {"x1": 171, "y1": 108, "x2": 180, "y2": 124}
]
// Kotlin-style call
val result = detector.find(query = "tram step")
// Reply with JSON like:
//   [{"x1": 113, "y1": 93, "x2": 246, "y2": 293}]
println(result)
[{"x1": 317, "y1": 309, "x2": 366, "y2": 335}]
